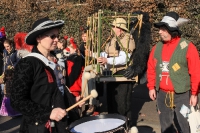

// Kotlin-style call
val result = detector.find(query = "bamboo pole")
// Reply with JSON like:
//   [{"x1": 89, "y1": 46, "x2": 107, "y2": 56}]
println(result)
[
  {"x1": 97, "y1": 10, "x2": 102, "y2": 74},
  {"x1": 93, "y1": 13, "x2": 98, "y2": 69},
  {"x1": 85, "y1": 17, "x2": 90, "y2": 67},
  {"x1": 89, "y1": 16, "x2": 93, "y2": 65},
  {"x1": 93, "y1": 15, "x2": 139, "y2": 19},
  {"x1": 126, "y1": 13, "x2": 131, "y2": 68}
]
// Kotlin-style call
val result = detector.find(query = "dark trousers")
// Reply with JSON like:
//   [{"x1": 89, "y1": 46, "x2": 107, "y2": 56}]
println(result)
[
  {"x1": 107, "y1": 70, "x2": 133, "y2": 120},
  {"x1": 157, "y1": 90, "x2": 190, "y2": 133}
]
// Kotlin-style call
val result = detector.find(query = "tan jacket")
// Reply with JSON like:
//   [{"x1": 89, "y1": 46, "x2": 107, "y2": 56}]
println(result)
[
  {"x1": 105, "y1": 32, "x2": 135, "y2": 73},
  {"x1": 105, "y1": 33, "x2": 135, "y2": 57}
]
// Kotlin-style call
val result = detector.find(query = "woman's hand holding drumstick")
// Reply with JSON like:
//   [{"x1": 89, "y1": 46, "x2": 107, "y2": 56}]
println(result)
[
  {"x1": 66, "y1": 90, "x2": 98, "y2": 112},
  {"x1": 76, "y1": 95, "x2": 85, "y2": 107},
  {"x1": 50, "y1": 108, "x2": 67, "y2": 122}
]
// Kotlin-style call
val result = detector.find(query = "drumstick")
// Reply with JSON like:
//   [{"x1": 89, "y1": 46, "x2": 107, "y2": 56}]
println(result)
[{"x1": 66, "y1": 90, "x2": 98, "y2": 112}]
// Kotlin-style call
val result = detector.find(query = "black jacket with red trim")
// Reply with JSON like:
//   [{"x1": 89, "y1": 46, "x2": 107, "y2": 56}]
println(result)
[
  {"x1": 65, "y1": 53, "x2": 83, "y2": 97},
  {"x1": 10, "y1": 46, "x2": 79, "y2": 133}
]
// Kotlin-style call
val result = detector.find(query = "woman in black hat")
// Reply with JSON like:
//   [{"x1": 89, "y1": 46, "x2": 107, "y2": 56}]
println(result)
[{"x1": 10, "y1": 17, "x2": 74, "y2": 133}]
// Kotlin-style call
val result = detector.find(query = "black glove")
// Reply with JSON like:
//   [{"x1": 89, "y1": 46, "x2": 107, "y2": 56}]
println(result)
[
  {"x1": 115, "y1": 41, "x2": 120, "y2": 51},
  {"x1": 123, "y1": 66, "x2": 136, "y2": 79}
]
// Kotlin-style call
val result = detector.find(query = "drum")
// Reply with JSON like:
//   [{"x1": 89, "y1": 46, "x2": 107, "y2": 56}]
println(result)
[{"x1": 68, "y1": 114, "x2": 127, "y2": 133}]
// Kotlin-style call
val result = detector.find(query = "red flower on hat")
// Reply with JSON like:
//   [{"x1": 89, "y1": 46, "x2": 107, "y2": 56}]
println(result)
[
  {"x1": 63, "y1": 47, "x2": 70, "y2": 57},
  {"x1": 0, "y1": 27, "x2": 6, "y2": 37},
  {"x1": 64, "y1": 35, "x2": 68, "y2": 40},
  {"x1": 69, "y1": 37, "x2": 77, "y2": 49},
  {"x1": 65, "y1": 47, "x2": 70, "y2": 52}
]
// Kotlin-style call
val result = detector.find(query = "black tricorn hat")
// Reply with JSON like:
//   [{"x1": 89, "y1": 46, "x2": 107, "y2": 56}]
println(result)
[
  {"x1": 25, "y1": 17, "x2": 64, "y2": 45},
  {"x1": 154, "y1": 12, "x2": 182, "y2": 34}
]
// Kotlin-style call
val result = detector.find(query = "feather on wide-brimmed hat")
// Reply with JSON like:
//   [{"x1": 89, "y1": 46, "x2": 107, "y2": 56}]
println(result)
[
  {"x1": 154, "y1": 12, "x2": 190, "y2": 34},
  {"x1": 25, "y1": 17, "x2": 64, "y2": 45}
]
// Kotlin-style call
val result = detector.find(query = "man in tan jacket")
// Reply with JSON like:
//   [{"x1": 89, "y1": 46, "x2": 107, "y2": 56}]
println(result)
[
  {"x1": 96, "y1": 18, "x2": 135, "y2": 120},
  {"x1": 82, "y1": 18, "x2": 135, "y2": 116}
]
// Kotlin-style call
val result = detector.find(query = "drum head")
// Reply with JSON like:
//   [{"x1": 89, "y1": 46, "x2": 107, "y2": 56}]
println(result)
[{"x1": 68, "y1": 114, "x2": 127, "y2": 133}]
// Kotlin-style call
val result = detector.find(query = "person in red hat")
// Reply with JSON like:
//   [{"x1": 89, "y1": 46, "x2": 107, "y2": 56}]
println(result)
[
  {"x1": 65, "y1": 37, "x2": 83, "y2": 104},
  {"x1": 147, "y1": 12, "x2": 200, "y2": 133},
  {"x1": 14, "y1": 32, "x2": 33, "y2": 57}
]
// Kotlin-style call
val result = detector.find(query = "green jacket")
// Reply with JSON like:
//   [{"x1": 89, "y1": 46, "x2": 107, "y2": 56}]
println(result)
[{"x1": 154, "y1": 38, "x2": 190, "y2": 93}]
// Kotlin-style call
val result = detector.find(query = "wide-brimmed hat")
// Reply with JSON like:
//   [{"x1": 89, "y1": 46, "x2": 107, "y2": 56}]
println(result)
[
  {"x1": 111, "y1": 18, "x2": 128, "y2": 31},
  {"x1": 154, "y1": 12, "x2": 189, "y2": 34},
  {"x1": 25, "y1": 17, "x2": 64, "y2": 45}
]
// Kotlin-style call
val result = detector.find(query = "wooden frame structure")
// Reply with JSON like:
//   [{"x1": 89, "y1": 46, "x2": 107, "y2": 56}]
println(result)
[{"x1": 84, "y1": 10, "x2": 143, "y2": 82}]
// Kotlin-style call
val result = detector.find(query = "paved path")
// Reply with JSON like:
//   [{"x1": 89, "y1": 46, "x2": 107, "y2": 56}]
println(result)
[
  {"x1": 0, "y1": 102, "x2": 160, "y2": 133},
  {"x1": 135, "y1": 100, "x2": 160, "y2": 133},
  {"x1": 0, "y1": 83, "x2": 161, "y2": 133},
  {"x1": 0, "y1": 101, "x2": 160, "y2": 133},
  {"x1": 0, "y1": 115, "x2": 21, "y2": 133},
  {"x1": 131, "y1": 83, "x2": 160, "y2": 133}
]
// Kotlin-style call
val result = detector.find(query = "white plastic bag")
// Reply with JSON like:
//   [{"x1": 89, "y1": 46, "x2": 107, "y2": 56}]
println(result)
[
  {"x1": 188, "y1": 106, "x2": 200, "y2": 133},
  {"x1": 180, "y1": 104, "x2": 190, "y2": 118}
]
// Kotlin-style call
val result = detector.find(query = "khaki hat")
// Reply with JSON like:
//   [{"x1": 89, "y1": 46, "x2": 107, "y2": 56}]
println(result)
[{"x1": 111, "y1": 18, "x2": 128, "y2": 31}]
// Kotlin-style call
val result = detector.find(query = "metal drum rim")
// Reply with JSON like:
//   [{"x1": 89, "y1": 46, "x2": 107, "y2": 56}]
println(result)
[{"x1": 68, "y1": 113, "x2": 127, "y2": 133}]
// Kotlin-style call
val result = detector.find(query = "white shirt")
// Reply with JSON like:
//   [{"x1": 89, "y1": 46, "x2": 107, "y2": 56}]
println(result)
[{"x1": 100, "y1": 51, "x2": 131, "y2": 65}]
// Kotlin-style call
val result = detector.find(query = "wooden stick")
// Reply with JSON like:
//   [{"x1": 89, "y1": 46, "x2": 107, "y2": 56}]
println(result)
[{"x1": 66, "y1": 90, "x2": 98, "y2": 112}]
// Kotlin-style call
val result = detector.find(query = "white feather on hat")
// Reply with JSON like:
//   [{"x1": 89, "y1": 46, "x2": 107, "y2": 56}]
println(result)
[
  {"x1": 154, "y1": 12, "x2": 190, "y2": 34},
  {"x1": 177, "y1": 18, "x2": 190, "y2": 27}
]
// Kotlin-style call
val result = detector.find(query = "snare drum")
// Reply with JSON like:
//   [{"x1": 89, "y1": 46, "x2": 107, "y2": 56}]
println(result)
[{"x1": 68, "y1": 114, "x2": 127, "y2": 133}]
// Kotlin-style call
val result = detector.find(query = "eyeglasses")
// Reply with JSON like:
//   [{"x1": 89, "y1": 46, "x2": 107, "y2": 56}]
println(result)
[{"x1": 44, "y1": 34, "x2": 59, "y2": 39}]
